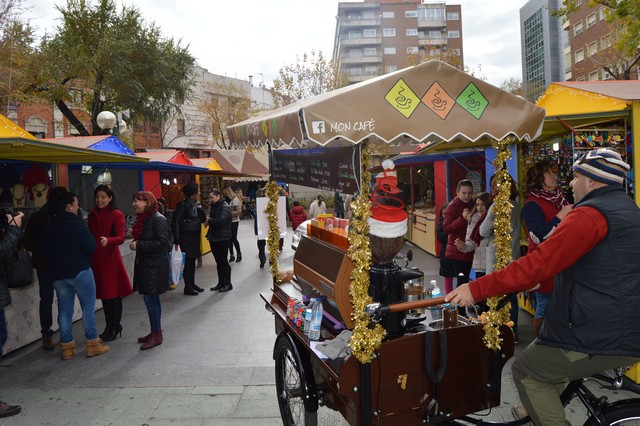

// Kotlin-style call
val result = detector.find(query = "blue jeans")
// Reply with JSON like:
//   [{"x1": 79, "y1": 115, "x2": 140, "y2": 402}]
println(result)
[
  {"x1": 0, "y1": 308, "x2": 6, "y2": 361},
  {"x1": 53, "y1": 268, "x2": 98, "y2": 343},
  {"x1": 534, "y1": 292, "x2": 551, "y2": 319},
  {"x1": 143, "y1": 295, "x2": 162, "y2": 331}
]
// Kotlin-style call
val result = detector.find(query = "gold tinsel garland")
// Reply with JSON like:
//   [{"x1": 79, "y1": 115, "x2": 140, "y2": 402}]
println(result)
[
  {"x1": 483, "y1": 138, "x2": 515, "y2": 350},
  {"x1": 264, "y1": 181, "x2": 281, "y2": 280},
  {"x1": 347, "y1": 142, "x2": 386, "y2": 364}
]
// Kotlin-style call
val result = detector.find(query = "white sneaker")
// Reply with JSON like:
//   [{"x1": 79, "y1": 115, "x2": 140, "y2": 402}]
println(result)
[{"x1": 511, "y1": 404, "x2": 533, "y2": 425}]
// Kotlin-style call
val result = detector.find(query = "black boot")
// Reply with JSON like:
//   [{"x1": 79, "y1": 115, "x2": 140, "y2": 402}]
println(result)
[
  {"x1": 235, "y1": 253, "x2": 242, "y2": 263},
  {"x1": 220, "y1": 270, "x2": 233, "y2": 292},
  {"x1": 102, "y1": 298, "x2": 123, "y2": 342},
  {"x1": 99, "y1": 300, "x2": 113, "y2": 341}
]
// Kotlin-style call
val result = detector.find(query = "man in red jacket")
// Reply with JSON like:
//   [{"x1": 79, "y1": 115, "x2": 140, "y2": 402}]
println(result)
[
  {"x1": 442, "y1": 179, "x2": 474, "y2": 292},
  {"x1": 446, "y1": 148, "x2": 640, "y2": 425}
]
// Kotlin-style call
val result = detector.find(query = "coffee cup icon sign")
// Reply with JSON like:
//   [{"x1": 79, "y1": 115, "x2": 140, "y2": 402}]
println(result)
[{"x1": 312, "y1": 121, "x2": 326, "y2": 134}]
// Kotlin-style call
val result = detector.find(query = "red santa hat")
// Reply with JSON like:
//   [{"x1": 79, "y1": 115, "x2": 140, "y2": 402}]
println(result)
[{"x1": 368, "y1": 160, "x2": 407, "y2": 238}]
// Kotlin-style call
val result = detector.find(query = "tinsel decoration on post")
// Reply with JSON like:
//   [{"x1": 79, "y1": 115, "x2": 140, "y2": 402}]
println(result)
[
  {"x1": 264, "y1": 180, "x2": 281, "y2": 281},
  {"x1": 347, "y1": 142, "x2": 386, "y2": 364},
  {"x1": 483, "y1": 138, "x2": 515, "y2": 350}
]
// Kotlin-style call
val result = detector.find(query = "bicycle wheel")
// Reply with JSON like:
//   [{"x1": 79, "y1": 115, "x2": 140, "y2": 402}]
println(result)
[
  {"x1": 274, "y1": 335, "x2": 318, "y2": 426},
  {"x1": 583, "y1": 401, "x2": 640, "y2": 425}
]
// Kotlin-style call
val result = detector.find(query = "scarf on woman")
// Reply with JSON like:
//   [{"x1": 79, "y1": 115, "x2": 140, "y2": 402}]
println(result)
[
  {"x1": 528, "y1": 188, "x2": 569, "y2": 210},
  {"x1": 131, "y1": 206, "x2": 158, "y2": 240},
  {"x1": 470, "y1": 211, "x2": 488, "y2": 245}
]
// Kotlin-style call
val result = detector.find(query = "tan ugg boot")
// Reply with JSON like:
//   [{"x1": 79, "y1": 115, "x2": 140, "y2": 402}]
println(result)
[
  {"x1": 85, "y1": 338, "x2": 110, "y2": 357},
  {"x1": 60, "y1": 340, "x2": 76, "y2": 360}
]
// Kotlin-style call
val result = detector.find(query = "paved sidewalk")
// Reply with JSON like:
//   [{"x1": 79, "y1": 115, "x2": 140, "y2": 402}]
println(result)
[{"x1": 2, "y1": 219, "x2": 626, "y2": 425}]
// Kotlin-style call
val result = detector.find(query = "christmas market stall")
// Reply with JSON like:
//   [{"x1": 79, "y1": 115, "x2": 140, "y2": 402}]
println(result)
[{"x1": 228, "y1": 60, "x2": 545, "y2": 425}]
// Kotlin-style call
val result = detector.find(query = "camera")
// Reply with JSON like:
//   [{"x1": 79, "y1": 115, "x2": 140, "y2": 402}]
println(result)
[{"x1": 0, "y1": 207, "x2": 19, "y2": 228}]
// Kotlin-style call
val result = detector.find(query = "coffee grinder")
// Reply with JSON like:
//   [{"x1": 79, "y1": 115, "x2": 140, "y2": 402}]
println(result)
[{"x1": 367, "y1": 160, "x2": 424, "y2": 337}]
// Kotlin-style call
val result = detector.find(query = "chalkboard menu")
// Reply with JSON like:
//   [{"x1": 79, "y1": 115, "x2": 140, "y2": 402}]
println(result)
[{"x1": 271, "y1": 146, "x2": 360, "y2": 195}]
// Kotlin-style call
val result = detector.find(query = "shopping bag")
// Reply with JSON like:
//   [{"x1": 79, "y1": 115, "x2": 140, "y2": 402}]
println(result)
[{"x1": 169, "y1": 245, "x2": 184, "y2": 285}]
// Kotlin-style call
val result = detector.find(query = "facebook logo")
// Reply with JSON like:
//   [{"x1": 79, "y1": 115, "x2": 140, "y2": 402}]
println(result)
[{"x1": 311, "y1": 121, "x2": 326, "y2": 134}]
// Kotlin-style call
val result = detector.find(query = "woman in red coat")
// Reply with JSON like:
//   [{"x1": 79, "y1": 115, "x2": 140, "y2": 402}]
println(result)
[{"x1": 88, "y1": 184, "x2": 132, "y2": 341}]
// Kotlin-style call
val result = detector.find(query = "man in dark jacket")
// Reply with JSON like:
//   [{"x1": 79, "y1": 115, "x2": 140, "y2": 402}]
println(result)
[
  {"x1": 0, "y1": 210, "x2": 23, "y2": 418},
  {"x1": 442, "y1": 179, "x2": 474, "y2": 287},
  {"x1": 206, "y1": 189, "x2": 232, "y2": 292},
  {"x1": 446, "y1": 149, "x2": 640, "y2": 425},
  {"x1": 21, "y1": 186, "x2": 67, "y2": 350}
]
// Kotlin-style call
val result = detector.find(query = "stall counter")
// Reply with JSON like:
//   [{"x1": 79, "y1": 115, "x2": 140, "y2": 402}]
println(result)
[{"x1": 2, "y1": 241, "x2": 136, "y2": 355}]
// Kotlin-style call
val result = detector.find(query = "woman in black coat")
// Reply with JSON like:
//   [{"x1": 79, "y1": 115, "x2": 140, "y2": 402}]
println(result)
[
  {"x1": 172, "y1": 183, "x2": 206, "y2": 295},
  {"x1": 130, "y1": 191, "x2": 170, "y2": 350},
  {"x1": 206, "y1": 189, "x2": 232, "y2": 292}
]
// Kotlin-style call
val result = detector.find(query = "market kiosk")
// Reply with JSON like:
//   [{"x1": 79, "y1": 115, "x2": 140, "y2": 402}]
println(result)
[
  {"x1": 0, "y1": 115, "x2": 148, "y2": 354},
  {"x1": 228, "y1": 60, "x2": 545, "y2": 425}
]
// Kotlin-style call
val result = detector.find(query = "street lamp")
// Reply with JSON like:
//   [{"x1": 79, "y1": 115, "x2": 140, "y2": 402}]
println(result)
[{"x1": 97, "y1": 111, "x2": 127, "y2": 135}]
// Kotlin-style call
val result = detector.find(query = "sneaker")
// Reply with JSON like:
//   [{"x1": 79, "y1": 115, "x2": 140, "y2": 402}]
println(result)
[
  {"x1": 511, "y1": 404, "x2": 533, "y2": 425},
  {"x1": 0, "y1": 401, "x2": 21, "y2": 418},
  {"x1": 169, "y1": 283, "x2": 177, "y2": 290}
]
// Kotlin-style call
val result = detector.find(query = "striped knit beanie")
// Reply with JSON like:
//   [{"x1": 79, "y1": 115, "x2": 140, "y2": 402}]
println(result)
[{"x1": 572, "y1": 148, "x2": 630, "y2": 185}]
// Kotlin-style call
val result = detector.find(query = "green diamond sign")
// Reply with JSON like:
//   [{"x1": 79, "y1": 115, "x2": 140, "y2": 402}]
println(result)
[{"x1": 456, "y1": 82, "x2": 488, "y2": 120}]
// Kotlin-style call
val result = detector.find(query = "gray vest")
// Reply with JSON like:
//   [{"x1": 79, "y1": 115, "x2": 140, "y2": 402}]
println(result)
[{"x1": 540, "y1": 185, "x2": 640, "y2": 356}]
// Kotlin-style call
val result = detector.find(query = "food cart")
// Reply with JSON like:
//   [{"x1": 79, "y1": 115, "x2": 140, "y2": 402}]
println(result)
[{"x1": 228, "y1": 60, "x2": 546, "y2": 425}]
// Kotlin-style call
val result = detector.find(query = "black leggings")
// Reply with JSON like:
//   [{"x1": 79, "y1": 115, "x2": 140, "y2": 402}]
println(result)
[{"x1": 229, "y1": 221, "x2": 241, "y2": 256}]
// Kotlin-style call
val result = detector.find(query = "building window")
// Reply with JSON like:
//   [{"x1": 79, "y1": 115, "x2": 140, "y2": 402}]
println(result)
[
  {"x1": 575, "y1": 48, "x2": 584, "y2": 62},
  {"x1": 383, "y1": 28, "x2": 396, "y2": 37},
  {"x1": 407, "y1": 47, "x2": 419, "y2": 54},
  {"x1": 589, "y1": 71, "x2": 598, "y2": 80},
  {"x1": 365, "y1": 65, "x2": 378, "y2": 74},
  {"x1": 447, "y1": 12, "x2": 459, "y2": 20},
  {"x1": 406, "y1": 28, "x2": 418, "y2": 37},
  {"x1": 418, "y1": 8, "x2": 445, "y2": 21},
  {"x1": 574, "y1": 21, "x2": 583, "y2": 35},
  {"x1": 405, "y1": 10, "x2": 417, "y2": 18},
  {"x1": 600, "y1": 33, "x2": 612, "y2": 49},
  {"x1": 364, "y1": 47, "x2": 377, "y2": 56},
  {"x1": 586, "y1": 13, "x2": 596, "y2": 28},
  {"x1": 177, "y1": 119, "x2": 185, "y2": 136},
  {"x1": 383, "y1": 47, "x2": 396, "y2": 55},
  {"x1": 599, "y1": 6, "x2": 607, "y2": 20},
  {"x1": 447, "y1": 30, "x2": 460, "y2": 38},
  {"x1": 363, "y1": 29, "x2": 376, "y2": 37},
  {"x1": 428, "y1": 30, "x2": 441, "y2": 39},
  {"x1": 382, "y1": 11, "x2": 394, "y2": 18},
  {"x1": 587, "y1": 41, "x2": 597, "y2": 56},
  {"x1": 452, "y1": 48, "x2": 461, "y2": 56},
  {"x1": 603, "y1": 69, "x2": 611, "y2": 79},
  {"x1": 349, "y1": 49, "x2": 362, "y2": 58},
  {"x1": 386, "y1": 65, "x2": 398, "y2": 73},
  {"x1": 348, "y1": 31, "x2": 360, "y2": 39}
]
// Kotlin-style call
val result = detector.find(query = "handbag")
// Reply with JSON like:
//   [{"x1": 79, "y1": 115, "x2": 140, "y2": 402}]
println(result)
[{"x1": 6, "y1": 247, "x2": 34, "y2": 288}]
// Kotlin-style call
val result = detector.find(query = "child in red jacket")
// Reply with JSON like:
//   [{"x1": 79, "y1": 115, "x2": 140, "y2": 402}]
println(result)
[{"x1": 289, "y1": 201, "x2": 308, "y2": 231}]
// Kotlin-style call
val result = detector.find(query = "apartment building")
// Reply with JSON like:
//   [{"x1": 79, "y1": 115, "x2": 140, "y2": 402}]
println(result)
[
  {"x1": 333, "y1": 0, "x2": 463, "y2": 85},
  {"x1": 520, "y1": 0, "x2": 566, "y2": 102},
  {"x1": 567, "y1": 2, "x2": 638, "y2": 82}
]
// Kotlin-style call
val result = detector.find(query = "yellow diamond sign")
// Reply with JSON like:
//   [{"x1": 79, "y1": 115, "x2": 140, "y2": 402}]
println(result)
[{"x1": 385, "y1": 79, "x2": 421, "y2": 119}]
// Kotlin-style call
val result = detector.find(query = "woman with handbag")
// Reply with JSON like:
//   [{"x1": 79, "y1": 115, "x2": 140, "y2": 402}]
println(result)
[
  {"x1": 171, "y1": 183, "x2": 206, "y2": 295},
  {"x1": 130, "y1": 191, "x2": 170, "y2": 350},
  {"x1": 88, "y1": 184, "x2": 132, "y2": 342}
]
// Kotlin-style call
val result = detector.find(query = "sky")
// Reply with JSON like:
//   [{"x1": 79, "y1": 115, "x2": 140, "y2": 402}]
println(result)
[{"x1": 22, "y1": 0, "x2": 529, "y2": 88}]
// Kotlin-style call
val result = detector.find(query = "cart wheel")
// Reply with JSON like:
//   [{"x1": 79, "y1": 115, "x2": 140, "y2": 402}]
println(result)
[{"x1": 274, "y1": 335, "x2": 318, "y2": 426}]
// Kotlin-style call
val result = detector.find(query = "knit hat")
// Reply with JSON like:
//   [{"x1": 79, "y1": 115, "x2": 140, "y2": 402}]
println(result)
[
  {"x1": 368, "y1": 160, "x2": 407, "y2": 238},
  {"x1": 572, "y1": 148, "x2": 630, "y2": 185}
]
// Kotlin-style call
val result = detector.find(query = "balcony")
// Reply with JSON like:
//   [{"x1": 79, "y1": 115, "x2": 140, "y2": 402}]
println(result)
[
  {"x1": 419, "y1": 37, "x2": 448, "y2": 46},
  {"x1": 340, "y1": 37, "x2": 382, "y2": 47},
  {"x1": 339, "y1": 17, "x2": 381, "y2": 28},
  {"x1": 349, "y1": 72, "x2": 380, "y2": 83},
  {"x1": 417, "y1": 19, "x2": 446, "y2": 28},
  {"x1": 340, "y1": 55, "x2": 383, "y2": 65},
  {"x1": 339, "y1": 3, "x2": 379, "y2": 11}
]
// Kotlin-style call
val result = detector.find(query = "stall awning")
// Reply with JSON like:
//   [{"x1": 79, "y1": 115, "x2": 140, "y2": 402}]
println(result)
[
  {"x1": 536, "y1": 81, "x2": 640, "y2": 139},
  {"x1": 42, "y1": 135, "x2": 136, "y2": 156},
  {"x1": 190, "y1": 157, "x2": 250, "y2": 178},
  {"x1": 387, "y1": 149, "x2": 482, "y2": 168},
  {"x1": 228, "y1": 60, "x2": 545, "y2": 149},
  {"x1": 211, "y1": 149, "x2": 269, "y2": 178}
]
